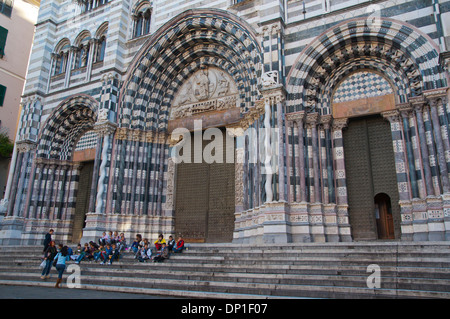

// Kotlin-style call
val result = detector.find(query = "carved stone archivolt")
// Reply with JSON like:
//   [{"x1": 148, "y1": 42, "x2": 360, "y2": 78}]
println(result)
[{"x1": 170, "y1": 66, "x2": 239, "y2": 120}]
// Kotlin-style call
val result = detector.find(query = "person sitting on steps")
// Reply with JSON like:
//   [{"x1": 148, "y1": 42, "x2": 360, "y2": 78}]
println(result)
[
  {"x1": 153, "y1": 243, "x2": 169, "y2": 262},
  {"x1": 154, "y1": 234, "x2": 166, "y2": 251}
]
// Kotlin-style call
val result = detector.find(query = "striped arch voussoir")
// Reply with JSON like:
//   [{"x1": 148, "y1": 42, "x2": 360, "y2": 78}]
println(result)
[
  {"x1": 286, "y1": 18, "x2": 446, "y2": 113},
  {"x1": 119, "y1": 9, "x2": 263, "y2": 131},
  {"x1": 37, "y1": 95, "x2": 99, "y2": 161}
]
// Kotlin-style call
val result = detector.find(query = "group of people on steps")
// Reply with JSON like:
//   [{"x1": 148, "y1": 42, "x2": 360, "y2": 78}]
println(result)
[{"x1": 40, "y1": 229, "x2": 185, "y2": 288}]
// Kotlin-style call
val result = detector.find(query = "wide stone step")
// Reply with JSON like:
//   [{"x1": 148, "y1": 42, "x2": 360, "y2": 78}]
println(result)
[
  {"x1": 0, "y1": 271, "x2": 448, "y2": 299},
  {"x1": 4, "y1": 264, "x2": 450, "y2": 292},
  {"x1": 1, "y1": 243, "x2": 449, "y2": 299},
  {"x1": 4, "y1": 261, "x2": 450, "y2": 284}
]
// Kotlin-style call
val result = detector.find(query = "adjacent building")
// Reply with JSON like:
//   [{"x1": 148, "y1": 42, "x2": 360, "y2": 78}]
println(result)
[
  {"x1": 1, "y1": 0, "x2": 450, "y2": 245},
  {"x1": 0, "y1": 0, "x2": 40, "y2": 215}
]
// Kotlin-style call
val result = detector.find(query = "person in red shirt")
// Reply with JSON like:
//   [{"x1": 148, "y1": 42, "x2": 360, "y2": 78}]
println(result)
[{"x1": 173, "y1": 236, "x2": 185, "y2": 253}]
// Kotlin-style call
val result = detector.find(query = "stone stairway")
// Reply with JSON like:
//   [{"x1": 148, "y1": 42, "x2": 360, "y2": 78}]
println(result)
[{"x1": 0, "y1": 242, "x2": 449, "y2": 299}]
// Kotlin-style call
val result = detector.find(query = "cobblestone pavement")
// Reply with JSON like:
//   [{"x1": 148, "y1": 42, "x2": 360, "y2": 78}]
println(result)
[{"x1": 0, "y1": 285, "x2": 176, "y2": 299}]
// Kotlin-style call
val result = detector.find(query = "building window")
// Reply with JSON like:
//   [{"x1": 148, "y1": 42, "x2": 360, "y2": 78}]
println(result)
[
  {"x1": 0, "y1": 0, "x2": 13, "y2": 18},
  {"x1": 0, "y1": 85, "x2": 6, "y2": 106},
  {"x1": 75, "y1": 44, "x2": 90, "y2": 69},
  {"x1": 0, "y1": 26, "x2": 7, "y2": 58},
  {"x1": 54, "y1": 51, "x2": 68, "y2": 75},
  {"x1": 133, "y1": 8, "x2": 151, "y2": 38},
  {"x1": 82, "y1": 0, "x2": 108, "y2": 13},
  {"x1": 96, "y1": 36, "x2": 106, "y2": 62}
]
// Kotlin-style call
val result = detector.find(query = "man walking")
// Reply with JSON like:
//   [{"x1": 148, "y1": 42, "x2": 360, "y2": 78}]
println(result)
[{"x1": 43, "y1": 229, "x2": 54, "y2": 252}]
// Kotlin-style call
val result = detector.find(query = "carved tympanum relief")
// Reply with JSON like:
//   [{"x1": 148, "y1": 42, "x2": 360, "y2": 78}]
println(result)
[{"x1": 170, "y1": 66, "x2": 239, "y2": 119}]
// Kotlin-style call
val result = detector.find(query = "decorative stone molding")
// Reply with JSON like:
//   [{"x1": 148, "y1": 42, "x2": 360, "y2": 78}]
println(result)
[
  {"x1": 285, "y1": 111, "x2": 305, "y2": 122},
  {"x1": 260, "y1": 84, "x2": 286, "y2": 104},
  {"x1": 15, "y1": 140, "x2": 36, "y2": 153},
  {"x1": 381, "y1": 110, "x2": 400, "y2": 123},
  {"x1": 93, "y1": 120, "x2": 118, "y2": 138},
  {"x1": 115, "y1": 127, "x2": 170, "y2": 144},
  {"x1": 320, "y1": 114, "x2": 332, "y2": 129},
  {"x1": 331, "y1": 118, "x2": 348, "y2": 131},
  {"x1": 305, "y1": 112, "x2": 319, "y2": 128},
  {"x1": 423, "y1": 88, "x2": 448, "y2": 104},
  {"x1": 225, "y1": 100, "x2": 265, "y2": 135}
]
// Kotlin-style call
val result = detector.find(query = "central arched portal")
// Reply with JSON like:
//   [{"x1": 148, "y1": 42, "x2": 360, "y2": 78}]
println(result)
[
  {"x1": 170, "y1": 66, "x2": 239, "y2": 243},
  {"x1": 117, "y1": 9, "x2": 263, "y2": 241}
]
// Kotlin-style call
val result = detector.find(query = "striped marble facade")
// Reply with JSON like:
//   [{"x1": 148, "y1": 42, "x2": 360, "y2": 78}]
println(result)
[{"x1": 1, "y1": 0, "x2": 450, "y2": 244}]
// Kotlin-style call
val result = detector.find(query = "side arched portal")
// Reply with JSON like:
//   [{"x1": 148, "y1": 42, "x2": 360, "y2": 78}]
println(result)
[
  {"x1": 285, "y1": 18, "x2": 450, "y2": 242},
  {"x1": 20, "y1": 95, "x2": 99, "y2": 243}
]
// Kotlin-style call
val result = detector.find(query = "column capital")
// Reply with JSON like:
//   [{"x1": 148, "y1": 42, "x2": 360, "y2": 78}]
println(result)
[
  {"x1": 424, "y1": 88, "x2": 448, "y2": 107},
  {"x1": 320, "y1": 114, "x2": 332, "y2": 129},
  {"x1": 285, "y1": 111, "x2": 305, "y2": 122},
  {"x1": 93, "y1": 120, "x2": 118, "y2": 138},
  {"x1": 15, "y1": 140, "x2": 37, "y2": 153},
  {"x1": 260, "y1": 84, "x2": 286, "y2": 104},
  {"x1": 396, "y1": 102, "x2": 413, "y2": 118},
  {"x1": 381, "y1": 110, "x2": 400, "y2": 123},
  {"x1": 72, "y1": 161, "x2": 84, "y2": 171},
  {"x1": 332, "y1": 118, "x2": 348, "y2": 131},
  {"x1": 305, "y1": 112, "x2": 319, "y2": 127},
  {"x1": 409, "y1": 96, "x2": 426, "y2": 112}
]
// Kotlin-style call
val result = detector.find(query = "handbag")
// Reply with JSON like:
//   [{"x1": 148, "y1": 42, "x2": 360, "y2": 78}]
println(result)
[
  {"x1": 52, "y1": 253, "x2": 59, "y2": 267},
  {"x1": 39, "y1": 260, "x2": 46, "y2": 269}
]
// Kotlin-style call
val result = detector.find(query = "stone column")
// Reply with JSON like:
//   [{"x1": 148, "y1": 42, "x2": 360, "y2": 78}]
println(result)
[
  {"x1": 427, "y1": 95, "x2": 450, "y2": 193},
  {"x1": 86, "y1": 38, "x2": 97, "y2": 82},
  {"x1": 46, "y1": 53, "x2": 57, "y2": 93},
  {"x1": 424, "y1": 89, "x2": 450, "y2": 240},
  {"x1": 259, "y1": 84, "x2": 290, "y2": 243},
  {"x1": 399, "y1": 104, "x2": 420, "y2": 199},
  {"x1": 80, "y1": 114, "x2": 117, "y2": 244},
  {"x1": 263, "y1": 96, "x2": 273, "y2": 202},
  {"x1": 64, "y1": 46, "x2": 76, "y2": 88},
  {"x1": 331, "y1": 118, "x2": 351, "y2": 242},
  {"x1": 306, "y1": 112, "x2": 320, "y2": 203},
  {"x1": 285, "y1": 111, "x2": 310, "y2": 242},
  {"x1": 382, "y1": 110, "x2": 413, "y2": 240},
  {"x1": 412, "y1": 98, "x2": 434, "y2": 197},
  {"x1": 0, "y1": 140, "x2": 34, "y2": 244},
  {"x1": 276, "y1": 94, "x2": 286, "y2": 202},
  {"x1": 320, "y1": 115, "x2": 334, "y2": 204},
  {"x1": 285, "y1": 111, "x2": 306, "y2": 203}
]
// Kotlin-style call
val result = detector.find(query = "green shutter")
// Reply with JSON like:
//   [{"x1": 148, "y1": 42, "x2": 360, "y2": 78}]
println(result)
[
  {"x1": 0, "y1": 85, "x2": 6, "y2": 107},
  {"x1": 0, "y1": 26, "x2": 8, "y2": 58}
]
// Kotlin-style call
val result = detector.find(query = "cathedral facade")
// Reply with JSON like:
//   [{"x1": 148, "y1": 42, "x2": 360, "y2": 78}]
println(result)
[{"x1": 1, "y1": 0, "x2": 450, "y2": 245}]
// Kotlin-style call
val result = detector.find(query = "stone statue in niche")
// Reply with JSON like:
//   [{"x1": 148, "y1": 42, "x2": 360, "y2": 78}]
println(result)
[{"x1": 171, "y1": 66, "x2": 239, "y2": 120}]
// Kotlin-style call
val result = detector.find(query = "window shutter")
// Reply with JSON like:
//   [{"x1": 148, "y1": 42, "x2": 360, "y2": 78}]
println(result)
[
  {"x1": 0, "y1": 26, "x2": 8, "y2": 58},
  {"x1": 0, "y1": 85, "x2": 6, "y2": 107}
]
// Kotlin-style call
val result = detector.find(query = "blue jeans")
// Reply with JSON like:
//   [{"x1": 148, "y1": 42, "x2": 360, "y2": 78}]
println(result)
[
  {"x1": 41, "y1": 259, "x2": 52, "y2": 276},
  {"x1": 109, "y1": 251, "x2": 120, "y2": 264},
  {"x1": 173, "y1": 246, "x2": 184, "y2": 253},
  {"x1": 55, "y1": 264, "x2": 66, "y2": 279},
  {"x1": 76, "y1": 253, "x2": 85, "y2": 263}
]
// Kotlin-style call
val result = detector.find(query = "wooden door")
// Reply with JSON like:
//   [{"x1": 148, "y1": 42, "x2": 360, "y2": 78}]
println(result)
[
  {"x1": 374, "y1": 193, "x2": 395, "y2": 239},
  {"x1": 175, "y1": 128, "x2": 235, "y2": 243}
]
